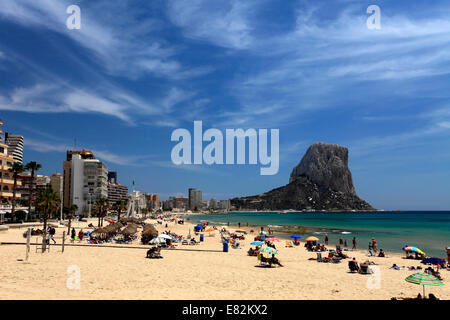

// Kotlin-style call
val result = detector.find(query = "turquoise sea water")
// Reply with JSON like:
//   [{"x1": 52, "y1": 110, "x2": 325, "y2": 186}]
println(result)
[{"x1": 188, "y1": 211, "x2": 450, "y2": 258}]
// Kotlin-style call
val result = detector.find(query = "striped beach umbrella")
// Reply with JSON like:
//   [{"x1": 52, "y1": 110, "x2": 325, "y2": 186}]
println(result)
[
  {"x1": 405, "y1": 272, "x2": 444, "y2": 297},
  {"x1": 260, "y1": 246, "x2": 277, "y2": 255},
  {"x1": 266, "y1": 237, "x2": 280, "y2": 242},
  {"x1": 403, "y1": 246, "x2": 426, "y2": 256}
]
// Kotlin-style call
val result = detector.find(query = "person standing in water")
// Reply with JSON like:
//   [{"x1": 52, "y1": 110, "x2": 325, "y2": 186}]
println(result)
[
  {"x1": 324, "y1": 234, "x2": 328, "y2": 245},
  {"x1": 352, "y1": 237, "x2": 357, "y2": 249}
]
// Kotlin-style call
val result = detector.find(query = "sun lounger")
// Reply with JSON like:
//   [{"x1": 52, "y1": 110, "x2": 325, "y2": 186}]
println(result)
[
  {"x1": 359, "y1": 264, "x2": 372, "y2": 274},
  {"x1": 317, "y1": 252, "x2": 323, "y2": 262}
]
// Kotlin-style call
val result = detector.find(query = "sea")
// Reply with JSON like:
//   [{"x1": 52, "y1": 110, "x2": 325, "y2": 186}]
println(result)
[{"x1": 188, "y1": 211, "x2": 450, "y2": 258}]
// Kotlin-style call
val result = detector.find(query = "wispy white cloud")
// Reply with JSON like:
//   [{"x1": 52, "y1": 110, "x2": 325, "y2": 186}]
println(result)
[
  {"x1": 167, "y1": 0, "x2": 255, "y2": 49},
  {"x1": 25, "y1": 137, "x2": 154, "y2": 167},
  {"x1": 0, "y1": 0, "x2": 212, "y2": 81}
]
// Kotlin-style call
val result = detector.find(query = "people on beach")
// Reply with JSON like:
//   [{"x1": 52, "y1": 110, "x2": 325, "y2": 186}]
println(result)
[
  {"x1": 324, "y1": 234, "x2": 328, "y2": 245},
  {"x1": 271, "y1": 254, "x2": 283, "y2": 267},
  {"x1": 372, "y1": 238, "x2": 378, "y2": 253},
  {"x1": 352, "y1": 237, "x2": 356, "y2": 249},
  {"x1": 390, "y1": 264, "x2": 401, "y2": 270},
  {"x1": 378, "y1": 249, "x2": 385, "y2": 257},
  {"x1": 78, "y1": 229, "x2": 84, "y2": 242},
  {"x1": 344, "y1": 239, "x2": 347, "y2": 248},
  {"x1": 447, "y1": 247, "x2": 450, "y2": 267},
  {"x1": 339, "y1": 237, "x2": 343, "y2": 246},
  {"x1": 71, "y1": 228, "x2": 76, "y2": 242},
  {"x1": 48, "y1": 227, "x2": 56, "y2": 244}
]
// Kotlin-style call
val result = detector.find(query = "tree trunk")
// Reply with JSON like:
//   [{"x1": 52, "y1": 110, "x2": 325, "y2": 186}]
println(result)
[
  {"x1": 67, "y1": 217, "x2": 72, "y2": 235},
  {"x1": 26, "y1": 169, "x2": 35, "y2": 222},
  {"x1": 117, "y1": 209, "x2": 121, "y2": 222},
  {"x1": 11, "y1": 174, "x2": 17, "y2": 222}
]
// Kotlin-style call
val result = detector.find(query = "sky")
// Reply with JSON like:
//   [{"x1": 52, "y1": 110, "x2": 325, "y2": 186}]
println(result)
[{"x1": 0, "y1": 0, "x2": 450, "y2": 210}]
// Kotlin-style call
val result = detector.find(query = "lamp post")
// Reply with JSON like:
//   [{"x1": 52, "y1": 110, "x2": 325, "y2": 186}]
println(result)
[{"x1": 88, "y1": 193, "x2": 92, "y2": 219}]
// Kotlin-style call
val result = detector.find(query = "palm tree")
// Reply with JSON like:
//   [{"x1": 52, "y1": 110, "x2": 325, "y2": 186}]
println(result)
[
  {"x1": 36, "y1": 188, "x2": 60, "y2": 250},
  {"x1": 94, "y1": 198, "x2": 109, "y2": 227},
  {"x1": 114, "y1": 199, "x2": 128, "y2": 222},
  {"x1": 24, "y1": 161, "x2": 42, "y2": 221},
  {"x1": 8, "y1": 162, "x2": 25, "y2": 221}
]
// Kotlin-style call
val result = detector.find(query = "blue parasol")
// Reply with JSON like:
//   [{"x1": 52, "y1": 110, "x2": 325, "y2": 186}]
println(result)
[
  {"x1": 421, "y1": 257, "x2": 446, "y2": 265},
  {"x1": 290, "y1": 235, "x2": 302, "y2": 239},
  {"x1": 251, "y1": 241, "x2": 264, "y2": 245}
]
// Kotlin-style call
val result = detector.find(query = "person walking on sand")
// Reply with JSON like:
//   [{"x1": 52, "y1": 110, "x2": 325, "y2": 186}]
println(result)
[
  {"x1": 324, "y1": 234, "x2": 328, "y2": 245},
  {"x1": 238, "y1": 222, "x2": 241, "y2": 228},
  {"x1": 352, "y1": 237, "x2": 357, "y2": 249},
  {"x1": 78, "y1": 229, "x2": 84, "y2": 242},
  {"x1": 48, "y1": 227, "x2": 56, "y2": 244},
  {"x1": 71, "y1": 228, "x2": 76, "y2": 243},
  {"x1": 372, "y1": 238, "x2": 377, "y2": 253},
  {"x1": 339, "y1": 237, "x2": 343, "y2": 246}
]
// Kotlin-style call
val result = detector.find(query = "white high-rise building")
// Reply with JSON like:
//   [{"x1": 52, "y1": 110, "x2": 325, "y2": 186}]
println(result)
[
  {"x1": 5, "y1": 133, "x2": 24, "y2": 164},
  {"x1": 71, "y1": 154, "x2": 108, "y2": 216},
  {"x1": 188, "y1": 188, "x2": 202, "y2": 211}
]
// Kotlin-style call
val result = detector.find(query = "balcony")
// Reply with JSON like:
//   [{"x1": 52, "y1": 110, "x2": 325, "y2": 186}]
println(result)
[{"x1": 0, "y1": 178, "x2": 14, "y2": 185}]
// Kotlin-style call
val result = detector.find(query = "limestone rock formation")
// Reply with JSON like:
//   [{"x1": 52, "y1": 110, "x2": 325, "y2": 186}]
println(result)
[{"x1": 231, "y1": 142, "x2": 374, "y2": 211}]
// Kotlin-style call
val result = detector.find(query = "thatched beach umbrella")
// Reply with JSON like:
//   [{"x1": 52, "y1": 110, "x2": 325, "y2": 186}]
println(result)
[
  {"x1": 92, "y1": 227, "x2": 107, "y2": 234},
  {"x1": 141, "y1": 225, "x2": 159, "y2": 244},
  {"x1": 121, "y1": 223, "x2": 138, "y2": 236}
]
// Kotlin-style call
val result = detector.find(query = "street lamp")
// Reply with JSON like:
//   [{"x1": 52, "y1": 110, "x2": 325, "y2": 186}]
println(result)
[{"x1": 88, "y1": 192, "x2": 92, "y2": 218}]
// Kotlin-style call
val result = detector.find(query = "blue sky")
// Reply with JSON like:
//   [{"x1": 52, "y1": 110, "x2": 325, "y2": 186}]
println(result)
[{"x1": 1, "y1": 0, "x2": 450, "y2": 210}]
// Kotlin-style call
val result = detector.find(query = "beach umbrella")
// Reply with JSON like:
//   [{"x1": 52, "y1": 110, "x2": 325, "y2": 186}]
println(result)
[
  {"x1": 204, "y1": 228, "x2": 215, "y2": 232},
  {"x1": 305, "y1": 236, "x2": 319, "y2": 242},
  {"x1": 403, "y1": 246, "x2": 425, "y2": 256},
  {"x1": 259, "y1": 231, "x2": 267, "y2": 235},
  {"x1": 251, "y1": 241, "x2": 264, "y2": 246},
  {"x1": 260, "y1": 246, "x2": 277, "y2": 255},
  {"x1": 405, "y1": 272, "x2": 444, "y2": 297},
  {"x1": 149, "y1": 238, "x2": 164, "y2": 244},
  {"x1": 421, "y1": 258, "x2": 446, "y2": 265},
  {"x1": 266, "y1": 237, "x2": 280, "y2": 242},
  {"x1": 290, "y1": 235, "x2": 302, "y2": 239},
  {"x1": 235, "y1": 230, "x2": 246, "y2": 233},
  {"x1": 157, "y1": 234, "x2": 172, "y2": 240}
]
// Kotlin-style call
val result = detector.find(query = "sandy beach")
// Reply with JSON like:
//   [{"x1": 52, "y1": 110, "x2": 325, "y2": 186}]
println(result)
[{"x1": 0, "y1": 217, "x2": 448, "y2": 300}]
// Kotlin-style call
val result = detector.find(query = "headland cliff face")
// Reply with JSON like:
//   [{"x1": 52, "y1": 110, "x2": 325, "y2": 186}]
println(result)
[{"x1": 231, "y1": 142, "x2": 374, "y2": 211}]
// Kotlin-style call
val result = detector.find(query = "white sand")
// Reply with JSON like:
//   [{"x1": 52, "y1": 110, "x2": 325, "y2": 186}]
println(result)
[{"x1": 0, "y1": 217, "x2": 448, "y2": 300}]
